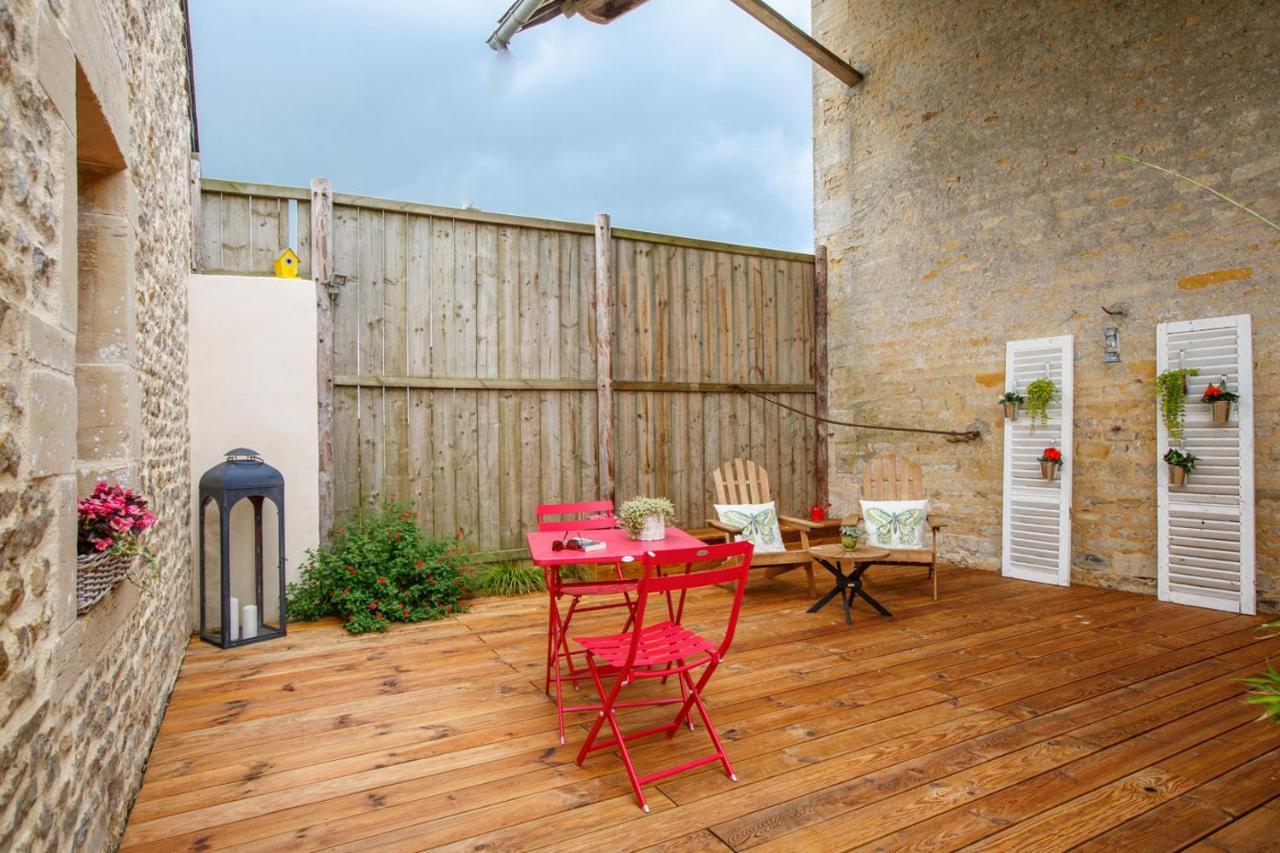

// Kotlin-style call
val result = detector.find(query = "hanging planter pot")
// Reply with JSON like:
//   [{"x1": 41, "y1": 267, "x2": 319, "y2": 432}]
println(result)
[
  {"x1": 1201, "y1": 382, "x2": 1239, "y2": 427},
  {"x1": 1038, "y1": 447, "x2": 1063, "y2": 481},
  {"x1": 998, "y1": 391, "x2": 1025, "y2": 421},
  {"x1": 1163, "y1": 448, "x2": 1196, "y2": 489}
]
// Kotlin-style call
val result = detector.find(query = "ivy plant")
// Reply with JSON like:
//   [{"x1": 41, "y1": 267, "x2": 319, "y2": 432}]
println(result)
[
  {"x1": 618, "y1": 496, "x2": 676, "y2": 535},
  {"x1": 1156, "y1": 368, "x2": 1198, "y2": 442},
  {"x1": 1024, "y1": 378, "x2": 1056, "y2": 430}
]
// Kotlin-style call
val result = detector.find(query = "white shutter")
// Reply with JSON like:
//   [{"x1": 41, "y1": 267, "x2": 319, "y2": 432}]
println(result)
[
  {"x1": 1157, "y1": 315, "x2": 1255, "y2": 614},
  {"x1": 1002, "y1": 336, "x2": 1073, "y2": 586}
]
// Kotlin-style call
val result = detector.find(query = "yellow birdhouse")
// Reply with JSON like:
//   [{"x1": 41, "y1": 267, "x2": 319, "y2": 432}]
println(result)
[{"x1": 273, "y1": 248, "x2": 300, "y2": 278}]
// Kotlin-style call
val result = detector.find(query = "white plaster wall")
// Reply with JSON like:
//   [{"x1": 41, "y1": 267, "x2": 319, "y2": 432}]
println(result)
[{"x1": 187, "y1": 275, "x2": 319, "y2": 613}]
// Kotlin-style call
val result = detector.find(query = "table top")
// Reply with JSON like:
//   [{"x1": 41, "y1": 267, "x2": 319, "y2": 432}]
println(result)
[
  {"x1": 809, "y1": 543, "x2": 891, "y2": 562},
  {"x1": 527, "y1": 526, "x2": 707, "y2": 566}
]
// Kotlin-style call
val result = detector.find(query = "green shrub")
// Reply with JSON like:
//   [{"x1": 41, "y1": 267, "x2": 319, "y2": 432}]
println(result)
[
  {"x1": 1246, "y1": 619, "x2": 1280, "y2": 724},
  {"x1": 287, "y1": 504, "x2": 467, "y2": 633}
]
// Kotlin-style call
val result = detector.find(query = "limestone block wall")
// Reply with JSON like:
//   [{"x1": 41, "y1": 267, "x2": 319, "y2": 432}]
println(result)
[
  {"x1": 812, "y1": 0, "x2": 1279, "y2": 608},
  {"x1": 0, "y1": 0, "x2": 193, "y2": 848}
]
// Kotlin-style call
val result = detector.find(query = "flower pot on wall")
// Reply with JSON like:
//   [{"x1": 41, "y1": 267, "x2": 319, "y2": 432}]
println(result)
[
  {"x1": 1040, "y1": 461, "x2": 1059, "y2": 481},
  {"x1": 1002, "y1": 402, "x2": 1018, "y2": 420},
  {"x1": 1169, "y1": 465, "x2": 1188, "y2": 487},
  {"x1": 1210, "y1": 400, "x2": 1231, "y2": 425}
]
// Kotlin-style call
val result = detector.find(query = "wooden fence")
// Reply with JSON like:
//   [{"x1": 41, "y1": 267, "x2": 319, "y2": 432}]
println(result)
[{"x1": 197, "y1": 178, "x2": 824, "y2": 558}]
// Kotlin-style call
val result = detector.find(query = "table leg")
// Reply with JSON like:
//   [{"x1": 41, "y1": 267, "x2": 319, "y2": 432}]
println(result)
[
  {"x1": 807, "y1": 556, "x2": 847, "y2": 615},
  {"x1": 848, "y1": 564, "x2": 892, "y2": 618}
]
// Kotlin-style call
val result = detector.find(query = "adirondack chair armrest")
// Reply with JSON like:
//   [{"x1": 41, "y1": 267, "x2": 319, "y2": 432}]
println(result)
[
  {"x1": 927, "y1": 515, "x2": 948, "y2": 531},
  {"x1": 777, "y1": 514, "x2": 822, "y2": 530},
  {"x1": 707, "y1": 518, "x2": 745, "y2": 535}
]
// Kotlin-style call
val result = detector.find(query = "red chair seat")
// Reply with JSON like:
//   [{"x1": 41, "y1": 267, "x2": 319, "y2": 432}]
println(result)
[{"x1": 576, "y1": 621, "x2": 717, "y2": 669}]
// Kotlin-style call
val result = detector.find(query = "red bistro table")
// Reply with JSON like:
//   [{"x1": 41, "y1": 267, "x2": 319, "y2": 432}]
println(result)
[{"x1": 527, "y1": 526, "x2": 708, "y2": 743}]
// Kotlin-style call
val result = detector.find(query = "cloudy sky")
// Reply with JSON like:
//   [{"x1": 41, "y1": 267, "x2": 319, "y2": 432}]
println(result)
[{"x1": 189, "y1": 0, "x2": 814, "y2": 251}]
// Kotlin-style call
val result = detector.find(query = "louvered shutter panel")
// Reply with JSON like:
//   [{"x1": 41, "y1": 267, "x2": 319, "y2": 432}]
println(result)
[
  {"x1": 1001, "y1": 336, "x2": 1074, "y2": 586},
  {"x1": 1157, "y1": 315, "x2": 1255, "y2": 614}
]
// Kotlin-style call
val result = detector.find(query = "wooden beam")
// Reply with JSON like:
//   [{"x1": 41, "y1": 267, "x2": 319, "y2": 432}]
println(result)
[
  {"x1": 594, "y1": 213, "x2": 615, "y2": 504},
  {"x1": 310, "y1": 177, "x2": 335, "y2": 544},
  {"x1": 726, "y1": 0, "x2": 863, "y2": 87},
  {"x1": 813, "y1": 244, "x2": 830, "y2": 507},
  {"x1": 332, "y1": 376, "x2": 815, "y2": 394}
]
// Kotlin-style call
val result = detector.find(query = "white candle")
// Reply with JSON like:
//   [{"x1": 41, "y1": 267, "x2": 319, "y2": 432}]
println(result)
[
  {"x1": 228, "y1": 597, "x2": 240, "y2": 642},
  {"x1": 242, "y1": 604, "x2": 259, "y2": 640}
]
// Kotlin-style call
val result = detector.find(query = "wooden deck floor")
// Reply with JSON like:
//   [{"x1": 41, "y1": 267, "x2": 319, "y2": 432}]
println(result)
[{"x1": 122, "y1": 567, "x2": 1280, "y2": 852}]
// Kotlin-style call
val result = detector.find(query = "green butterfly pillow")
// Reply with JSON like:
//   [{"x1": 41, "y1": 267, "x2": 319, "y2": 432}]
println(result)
[
  {"x1": 859, "y1": 499, "x2": 929, "y2": 549},
  {"x1": 713, "y1": 500, "x2": 785, "y2": 553}
]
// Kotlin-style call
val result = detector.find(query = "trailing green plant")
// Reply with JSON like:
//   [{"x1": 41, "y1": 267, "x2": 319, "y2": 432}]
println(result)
[
  {"x1": 1162, "y1": 448, "x2": 1197, "y2": 471},
  {"x1": 617, "y1": 496, "x2": 676, "y2": 535},
  {"x1": 1245, "y1": 620, "x2": 1280, "y2": 723},
  {"x1": 998, "y1": 391, "x2": 1025, "y2": 406},
  {"x1": 1156, "y1": 368, "x2": 1198, "y2": 442},
  {"x1": 287, "y1": 503, "x2": 467, "y2": 633},
  {"x1": 1024, "y1": 378, "x2": 1056, "y2": 430}
]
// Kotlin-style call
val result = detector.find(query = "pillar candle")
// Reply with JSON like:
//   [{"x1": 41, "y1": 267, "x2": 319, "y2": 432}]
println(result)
[
  {"x1": 228, "y1": 596, "x2": 240, "y2": 642},
  {"x1": 242, "y1": 604, "x2": 259, "y2": 640}
]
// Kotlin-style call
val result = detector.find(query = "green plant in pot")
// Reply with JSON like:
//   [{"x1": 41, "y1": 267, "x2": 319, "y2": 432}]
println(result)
[
  {"x1": 1024, "y1": 378, "x2": 1056, "y2": 431},
  {"x1": 1156, "y1": 368, "x2": 1198, "y2": 442},
  {"x1": 618, "y1": 496, "x2": 676, "y2": 541},
  {"x1": 1163, "y1": 448, "x2": 1196, "y2": 488},
  {"x1": 998, "y1": 390, "x2": 1025, "y2": 420},
  {"x1": 839, "y1": 515, "x2": 864, "y2": 550}
]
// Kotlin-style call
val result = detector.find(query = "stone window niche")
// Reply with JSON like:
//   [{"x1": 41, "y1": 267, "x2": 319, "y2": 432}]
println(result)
[{"x1": 74, "y1": 63, "x2": 138, "y2": 495}]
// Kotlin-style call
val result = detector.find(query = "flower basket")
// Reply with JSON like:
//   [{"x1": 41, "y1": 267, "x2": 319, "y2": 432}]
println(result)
[
  {"x1": 1209, "y1": 400, "x2": 1231, "y2": 425},
  {"x1": 1002, "y1": 402, "x2": 1018, "y2": 420},
  {"x1": 1201, "y1": 382, "x2": 1238, "y2": 427},
  {"x1": 75, "y1": 550, "x2": 137, "y2": 615},
  {"x1": 1039, "y1": 461, "x2": 1058, "y2": 481},
  {"x1": 998, "y1": 391, "x2": 1024, "y2": 422},
  {"x1": 1169, "y1": 465, "x2": 1188, "y2": 487},
  {"x1": 1038, "y1": 447, "x2": 1063, "y2": 481}
]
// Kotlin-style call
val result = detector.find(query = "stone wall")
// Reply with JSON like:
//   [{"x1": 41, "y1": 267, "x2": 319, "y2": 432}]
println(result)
[
  {"x1": 0, "y1": 0, "x2": 193, "y2": 848},
  {"x1": 813, "y1": 0, "x2": 1279, "y2": 609}
]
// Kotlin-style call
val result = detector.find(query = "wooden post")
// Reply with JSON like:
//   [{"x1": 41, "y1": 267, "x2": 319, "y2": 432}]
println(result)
[
  {"x1": 594, "y1": 213, "x2": 615, "y2": 504},
  {"x1": 189, "y1": 155, "x2": 203, "y2": 272},
  {"x1": 813, "y1": 244, "x2": 830, "y2": 507},
  {"x1": 311, "y1": 177, "x2": 335, "y2": 542},
  {"x1": 726, "y1": 0, "x2": 863, "y2": 87}
]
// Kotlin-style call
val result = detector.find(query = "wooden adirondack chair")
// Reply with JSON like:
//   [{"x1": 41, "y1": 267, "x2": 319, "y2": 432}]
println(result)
[
  {"x1": 850, "y1": 453, "x2": 946, "y2": 600},
  {"x1": 706, "y1": 458, "x2": 822, "y2": 597}
]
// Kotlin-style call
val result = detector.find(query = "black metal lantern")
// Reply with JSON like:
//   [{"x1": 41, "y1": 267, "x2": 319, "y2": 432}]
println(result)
[{"x1": 198, "y1": 448, "x2": 287, "y2": 648}]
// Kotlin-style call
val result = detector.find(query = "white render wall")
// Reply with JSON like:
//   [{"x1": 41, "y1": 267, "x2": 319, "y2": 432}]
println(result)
[{"x1": 187, "y1": 274, "x2": 319, "y2": 601}]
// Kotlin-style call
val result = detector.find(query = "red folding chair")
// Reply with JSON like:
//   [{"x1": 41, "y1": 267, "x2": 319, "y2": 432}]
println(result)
[
  {"x1": 537, "y1": 501, "x2": 638, "y2": 742},
  {"x1": 573, "y1": 541, "x2": 753, "y2": 812}
]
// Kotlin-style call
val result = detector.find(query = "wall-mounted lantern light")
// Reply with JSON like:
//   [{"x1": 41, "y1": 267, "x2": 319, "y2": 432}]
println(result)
[{"x1": 1103, "y1": 327, "x2": 1121, "y2": 362}]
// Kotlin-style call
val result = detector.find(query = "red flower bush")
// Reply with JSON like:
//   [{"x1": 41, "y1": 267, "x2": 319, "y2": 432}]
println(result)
[
  {"x1": 1038, "y1": 447, "x2": 1063, "y2": 465},
  {"x1": 77, "y1": 482, "x2": 157, "y2": 556},
  {"x1": 1201, "y1": 383, "x2": 1239, "y2": 404}
]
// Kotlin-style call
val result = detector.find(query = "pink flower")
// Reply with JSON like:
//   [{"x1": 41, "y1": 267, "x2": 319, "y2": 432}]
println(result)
[
  {"x1": 92, "y1": 536, "x2": 113, "y2": 552},
  {"x1": 109, "y1": 516, "x2": 134, "y2": 533}
]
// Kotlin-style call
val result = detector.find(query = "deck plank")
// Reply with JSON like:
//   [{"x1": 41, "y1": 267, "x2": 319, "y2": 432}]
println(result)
[{"x1": 121, "y1": 568, "x2": 1280, "y2": 851}]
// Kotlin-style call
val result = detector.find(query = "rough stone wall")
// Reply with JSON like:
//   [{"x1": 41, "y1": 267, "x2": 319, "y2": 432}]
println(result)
[
  {"x1": 0, "y1": 0, "x2": 192, "y2": 848},
  {"x1": 813, "y1": 0, "x2": 1279, "y2": 608}
]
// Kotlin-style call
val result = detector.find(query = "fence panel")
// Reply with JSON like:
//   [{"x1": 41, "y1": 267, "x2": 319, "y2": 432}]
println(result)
[{"x1": 199, "y1": 179, "x2": 817, "y2": 556}]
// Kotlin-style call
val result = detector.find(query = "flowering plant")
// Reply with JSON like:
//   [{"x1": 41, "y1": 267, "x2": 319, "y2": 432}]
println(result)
[
  {"x1": 1038, "y1": 447, "x2": 1063, "y2": 467},
  {"x1": 287, "y1": 502, "x2": 467, "y2": 634},
  {"x1": 77, "y1": 482, "x2": 157, "y2": 556},
  {"x1": 1201, "y1": 383, "x2": 1239, "y2": 404}
]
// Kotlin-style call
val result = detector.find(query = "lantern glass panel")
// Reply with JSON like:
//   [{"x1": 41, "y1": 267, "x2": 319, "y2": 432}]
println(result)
[{"x1": 200, "y1": 498, "x2": 223, "y2": 643}]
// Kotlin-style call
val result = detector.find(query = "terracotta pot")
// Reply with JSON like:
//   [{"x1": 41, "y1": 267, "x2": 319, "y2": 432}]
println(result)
[
  {"x1": 1210, "y1": 400, "x2": 1231, "y2": 426},
  {"x1": 1040, "y1": 461, "x2": 1058, "y2": 481},
  {"x1": 1002, "y1": 402, "x2": 1018, "y2": 420},
  {"x1": 1169, "y1": 465, "x2": 1188, "y2": 487}
]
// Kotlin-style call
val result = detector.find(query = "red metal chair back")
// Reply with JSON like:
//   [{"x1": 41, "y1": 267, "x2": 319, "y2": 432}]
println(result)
[
  {"x1": 536, "y1": 500, "x2": 617, "y2": 532},
  {"x1": 630, "y1": 542, "x2": 752, "y2": 663}
]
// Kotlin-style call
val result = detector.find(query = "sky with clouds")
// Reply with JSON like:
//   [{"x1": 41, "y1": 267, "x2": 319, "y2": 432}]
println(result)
[{"x1": 189, "y1": 0, "x2": 815, "y2": 252}]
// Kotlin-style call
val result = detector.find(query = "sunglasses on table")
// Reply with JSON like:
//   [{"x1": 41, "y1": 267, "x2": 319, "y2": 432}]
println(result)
[{"x1": 551, "y1": 531, "x2": 584, "y2": 552}]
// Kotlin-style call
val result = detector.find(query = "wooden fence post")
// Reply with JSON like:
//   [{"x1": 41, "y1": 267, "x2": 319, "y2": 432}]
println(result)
[
  {"x1": 311, "y1": 177, "x2": 335, "y2": 542},
  {"x1": 594, "y1": 213, "x2": 615, "y2": 504},
  {"x1": 814, "y1": 244, "x2": 830, "y2": 508}
]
